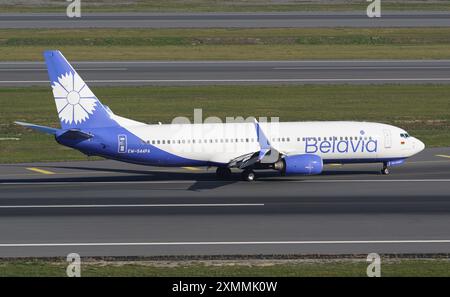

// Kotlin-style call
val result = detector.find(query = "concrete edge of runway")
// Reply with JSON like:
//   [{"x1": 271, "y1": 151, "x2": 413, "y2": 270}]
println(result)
[
  {"x1": 2, "y1": 11, "x2": 450, "y2": 16},
  {"x1": 0, "y1": 253, "x2": 449, "y2": 260}
]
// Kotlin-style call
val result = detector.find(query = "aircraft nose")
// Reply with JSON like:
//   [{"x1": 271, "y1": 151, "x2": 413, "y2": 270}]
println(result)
[{"x1": 414, "y1": 138, "x2": 425, "y2": 153}]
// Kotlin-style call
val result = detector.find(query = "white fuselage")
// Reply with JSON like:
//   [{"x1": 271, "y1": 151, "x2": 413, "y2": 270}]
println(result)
[{"x1": 116, "y1": 119, "x2": 425, "y2": 165}]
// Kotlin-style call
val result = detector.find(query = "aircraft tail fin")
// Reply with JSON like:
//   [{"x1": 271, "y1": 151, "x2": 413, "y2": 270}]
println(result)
[{"x1": 43, "y1": 50, "x2": 118, "y2": 130}]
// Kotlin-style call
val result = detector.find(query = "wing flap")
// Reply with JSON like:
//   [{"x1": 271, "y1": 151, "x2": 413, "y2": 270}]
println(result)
[{"x1": 227, "y1": 120, "x2": 281, "y2": 169}]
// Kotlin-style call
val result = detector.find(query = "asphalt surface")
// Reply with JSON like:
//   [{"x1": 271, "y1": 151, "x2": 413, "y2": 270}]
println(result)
[
  {"x1": 1, "y1": 12, "x2": 450, "y2": 28},
  {"x1": 3, "y1": 60, "x2": 450, "y2": 86},
  {"x1": 0, "y1": 147, "x2": 449, "y2": 257}
]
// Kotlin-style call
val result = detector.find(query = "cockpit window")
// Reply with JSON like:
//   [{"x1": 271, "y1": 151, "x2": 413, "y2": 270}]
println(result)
[{"x1": 400, "y1": 133, "x2": 410, "y2": 138}]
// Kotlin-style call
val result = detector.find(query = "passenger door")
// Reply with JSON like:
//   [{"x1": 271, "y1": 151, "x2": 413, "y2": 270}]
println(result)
[{"x1": 383, "y1": 129, "x2": 392, "y2": 149}]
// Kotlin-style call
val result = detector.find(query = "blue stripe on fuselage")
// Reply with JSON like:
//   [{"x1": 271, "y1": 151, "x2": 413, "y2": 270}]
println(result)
[{"x1": 56, "y1": 125, "x2": 221, "y2": 167}]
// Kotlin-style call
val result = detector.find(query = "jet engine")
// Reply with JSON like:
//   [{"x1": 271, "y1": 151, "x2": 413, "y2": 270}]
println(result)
[{"x1": 274, "y1": 154, "x2": 323, "y2": 175}]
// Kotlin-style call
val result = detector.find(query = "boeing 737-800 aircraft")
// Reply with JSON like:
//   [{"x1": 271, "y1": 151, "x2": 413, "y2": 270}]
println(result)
[{"x1": 16, "y1": 51, "x2": 425, "y2": 181}]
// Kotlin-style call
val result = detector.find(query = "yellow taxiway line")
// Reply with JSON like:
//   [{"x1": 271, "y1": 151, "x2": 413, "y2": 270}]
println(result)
[
  {"x1": 26, "y1": 167, "x2": 55, "y2": 175},
  {"x1": 182, "y1": 167, "x2": 201, "y2": 171},
  {"x1": 435, "y1": 154, "x2": 450, "y2": 159}
]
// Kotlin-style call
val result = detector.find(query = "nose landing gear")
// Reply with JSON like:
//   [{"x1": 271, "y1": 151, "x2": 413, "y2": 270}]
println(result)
[{"x1": 381, "y1": 162, "x2": 390, "y2": 175}]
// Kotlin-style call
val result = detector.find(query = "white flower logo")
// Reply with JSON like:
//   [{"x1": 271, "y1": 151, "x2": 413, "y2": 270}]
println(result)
[{"x1": 52, "y1": 72, "x2": 97, "y2": 125}]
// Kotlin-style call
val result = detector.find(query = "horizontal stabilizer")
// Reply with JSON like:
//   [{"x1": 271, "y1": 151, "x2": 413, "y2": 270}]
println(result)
[{"x1": 14, "y1": 121, "x2": 58, "y2": 135}]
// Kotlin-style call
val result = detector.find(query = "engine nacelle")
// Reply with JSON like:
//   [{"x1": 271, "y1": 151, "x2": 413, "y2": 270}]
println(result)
[{"x1": 275, "y1": 154, "x2": 323, "y2": 175}]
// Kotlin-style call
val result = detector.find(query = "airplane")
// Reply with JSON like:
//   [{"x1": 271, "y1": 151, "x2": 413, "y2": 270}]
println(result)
[{"x1": 15, "y1": 51, "x2": 425, "y2": 181}]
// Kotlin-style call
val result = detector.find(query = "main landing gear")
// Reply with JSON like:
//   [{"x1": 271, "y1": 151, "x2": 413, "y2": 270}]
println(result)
[
  {"x1": 216, "y1": 167, "x2": 232, "y2": 179},
  {"x1": 241, "y1": 169, "x2": 256, "y2": 182},
  {"x1": 216, "y1": 167, "x2": 256, "y2": 181},
  {"x1": 381, "y1": 162, "x2": 390, "y2": 175}
]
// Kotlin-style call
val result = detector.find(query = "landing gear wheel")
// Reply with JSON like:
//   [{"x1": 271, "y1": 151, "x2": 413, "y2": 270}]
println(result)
[
  {"x1": 381, "y1": 163, "x2": 390, "y2": 175},
  {"x1": 216, "y1": 167, "x2": 231, "y2": 179},
  {"x1": 241, "y1": 169, "x2": 256, "y2": 182}
]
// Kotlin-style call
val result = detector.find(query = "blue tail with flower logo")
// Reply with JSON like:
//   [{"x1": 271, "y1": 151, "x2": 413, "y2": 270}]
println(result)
[{"x1": 43, "y1": 50, "x2": 118, "y2": 130}]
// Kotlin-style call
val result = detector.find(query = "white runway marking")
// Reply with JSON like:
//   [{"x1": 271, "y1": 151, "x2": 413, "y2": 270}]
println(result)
[
  {"x1": 0, "y1": 239, "x2": 449, "y2": 247},
  {"x1": 0, "y1": 68, "x2": 127, "y2": 71},
  {"x1": 2, "y1": 60, "x2": 450, "y2": 65},
  {"x1": 1, "y1": 179, "x2": 450, "y2": 185},
  {"x1": 0, "y1": 203, "x2": 264, "y2": 209},
  {"x1": 2, "y1": 78, "x2": 450, "y2": 84},
  {"x1": 274, "y1": 66, "x2": 450, "y2": 70},
  {"x1": 290, "y1": 179, "x2": 450, "y2": 183}
]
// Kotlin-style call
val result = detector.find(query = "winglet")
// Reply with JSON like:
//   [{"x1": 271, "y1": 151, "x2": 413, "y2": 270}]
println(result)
[
  {"x1": 253, "y1": 119, "x2": 277, "y2": 162},
  {"x1": 254, "y1": 119, "x2": 271, "y2": 150}
]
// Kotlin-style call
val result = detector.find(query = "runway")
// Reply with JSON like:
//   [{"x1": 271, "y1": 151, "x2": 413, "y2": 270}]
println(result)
[
  {"x1": 0, "y1": 147, "x2": 449, "y2": 257},
  {"x1": 2, "y1": 60, "x2": 450, "y2": 86},
  {"x1": 1, "y1": 12, "x2": 450, "y2": 28}
]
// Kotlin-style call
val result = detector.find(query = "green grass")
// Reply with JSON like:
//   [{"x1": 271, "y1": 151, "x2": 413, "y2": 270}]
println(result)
[
  {"x1": 1, "y1": 0, "x2": 450, "y2": 13},
  {"x1": 1, "y1": 84, "x2": 449, "y2": 163},
  {"x1": 2, "y1": 28, "x2": 450, "y2": 60},
  {"x1": 0, "y1": 258, "x2": 449, "y2": 277}
]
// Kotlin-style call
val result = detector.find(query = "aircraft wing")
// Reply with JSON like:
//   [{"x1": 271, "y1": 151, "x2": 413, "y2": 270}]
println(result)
[{"x1": 227, "y1": 120, "x2": 280, "y2": 169}]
